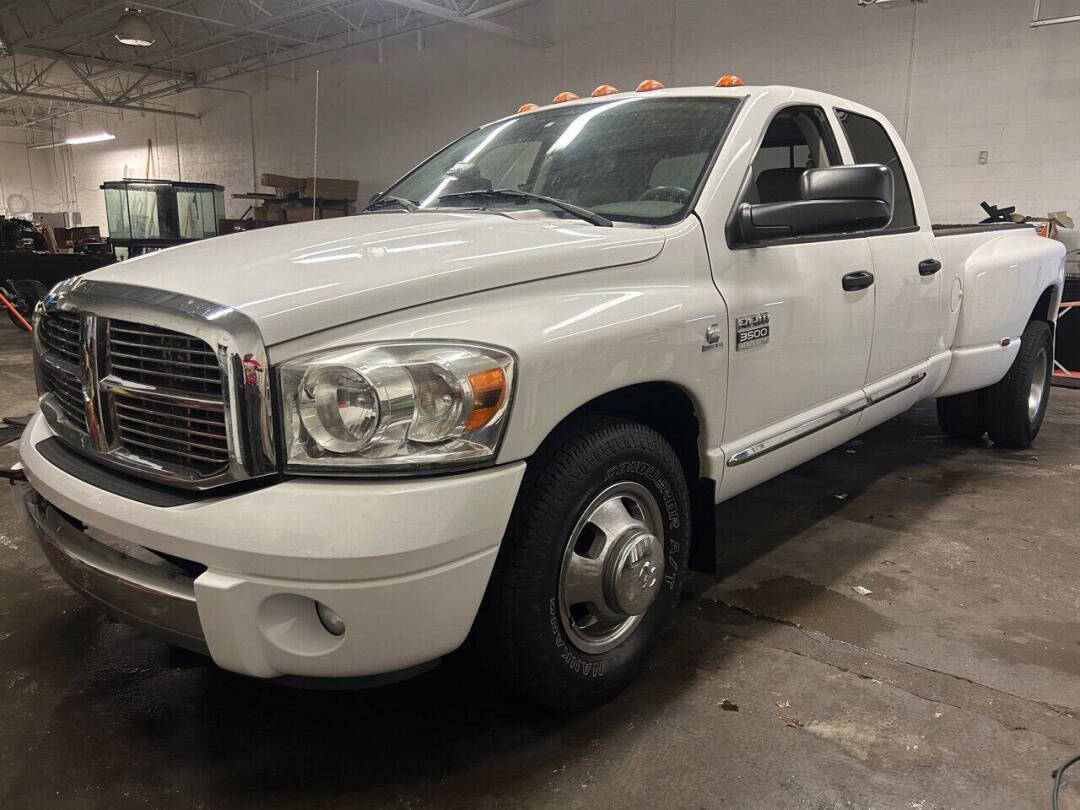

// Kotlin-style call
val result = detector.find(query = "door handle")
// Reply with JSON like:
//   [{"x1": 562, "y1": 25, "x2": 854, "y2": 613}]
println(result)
[
  {"x1": 918, "y1": 258, "x2": 942, "y2": 276},
  {"x1": 842, "y1": 270, "x2": 875, "y2": 291}
]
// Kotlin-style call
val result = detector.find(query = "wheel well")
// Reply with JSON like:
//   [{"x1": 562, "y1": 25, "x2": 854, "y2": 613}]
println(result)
[
  {"x1": 558, "y1": 382, "x2": 718, "y2": 573},
  {"x1": 1031, "y1": 285, "x2": 1059, "y2": 329}
]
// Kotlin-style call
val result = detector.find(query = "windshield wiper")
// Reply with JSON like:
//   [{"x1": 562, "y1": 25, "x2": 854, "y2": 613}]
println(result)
[
  {"x1": 435, "y1": 189, "x2": 613, "y2": 227},
  {"x1": 362, "y1": 194, "x2": 419, "y2": 213}
]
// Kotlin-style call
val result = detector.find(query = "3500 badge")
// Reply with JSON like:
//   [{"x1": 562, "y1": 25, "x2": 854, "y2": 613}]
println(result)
[{"x1": 736, "y1": 312, "x2": 770, "y2": 350}]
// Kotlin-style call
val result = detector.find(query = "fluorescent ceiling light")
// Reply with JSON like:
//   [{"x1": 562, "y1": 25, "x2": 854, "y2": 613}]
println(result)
[
  {"x1": 66, "y1": 132, "x2": 116, "y2": 145},
  {"x1": 115, "y1": 9, "x2": 155, "y2": 47},
  {"x1": 29, "y1": 133, "x2": 116, "y2": 150}
]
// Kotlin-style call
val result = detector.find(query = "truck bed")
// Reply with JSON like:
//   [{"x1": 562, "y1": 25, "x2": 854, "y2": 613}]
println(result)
[{"x1": 932, "y1": 222, "x2": 1032, "y2": 237}]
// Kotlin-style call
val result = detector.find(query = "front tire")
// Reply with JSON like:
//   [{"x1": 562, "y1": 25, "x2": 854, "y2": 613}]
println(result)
[
  {"x1": 475, "y1": 415, "x2": 691, "y2": 710},
  {"x1": 985, "y1": 320, "x2": 1053, "y2": 449}
]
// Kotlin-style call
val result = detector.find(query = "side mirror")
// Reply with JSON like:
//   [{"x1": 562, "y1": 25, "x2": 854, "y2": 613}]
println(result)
[{"x1": 738, "y1": 164, "x2": 894, "y2": 244}]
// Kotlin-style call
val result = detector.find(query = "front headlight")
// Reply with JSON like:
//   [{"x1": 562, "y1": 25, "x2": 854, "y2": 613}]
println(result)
[{"x1": 279, "y1": 342, "x2": 514, "y2": 473}]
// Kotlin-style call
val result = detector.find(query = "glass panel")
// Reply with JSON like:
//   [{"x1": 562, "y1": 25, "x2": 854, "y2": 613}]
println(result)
[
  {"x1": 126, "y1": 183, "x2": 179, "y2": 240},
  {"x1": 836, "y1": 110, "x2": 916, "y2": 230},
  {"x1": 177, "y1": 189, "x2": 217, "y2": 239},
  {"x1": 214, "y1": 190, "x2": 225, "y2": 234},
  {"x1": 103, "y1": 187, "x2": 131, "y2": 238},
  {"x1": 385, "y1": 98, "x2": 739, "y2": 226}
]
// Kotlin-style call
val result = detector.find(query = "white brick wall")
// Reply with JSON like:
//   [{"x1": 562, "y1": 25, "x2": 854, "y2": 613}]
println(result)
[
  {"x1": 39, "y1": 0, "x2": 1080, "y2": 232},
  {"x1": 0, "y1": 139, "x2": 67, "y2": 217}
]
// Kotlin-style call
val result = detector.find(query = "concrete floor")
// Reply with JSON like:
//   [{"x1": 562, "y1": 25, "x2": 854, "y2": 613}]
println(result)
[{"x1": 1, "y1": 323, "x2": 1079, "y2": 809}]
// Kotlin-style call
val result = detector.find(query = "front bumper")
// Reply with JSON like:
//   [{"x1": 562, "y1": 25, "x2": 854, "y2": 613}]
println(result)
[{"x1": 17, "y1": 413, "x2": 526, "y2": 679}]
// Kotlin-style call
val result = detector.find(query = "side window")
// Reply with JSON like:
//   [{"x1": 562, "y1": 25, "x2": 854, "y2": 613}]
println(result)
[
  {"x1": 835, "y1": 110, "x2": 916, "y2": 231},
  {"x1": 745, "y1": 106, "x2": 841, "y2": 205}
]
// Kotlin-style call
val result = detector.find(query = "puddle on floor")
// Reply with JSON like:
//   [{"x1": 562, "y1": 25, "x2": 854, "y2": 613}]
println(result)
[{"x1": 711, "y1": 575, "x2": 898, "y2": 648}]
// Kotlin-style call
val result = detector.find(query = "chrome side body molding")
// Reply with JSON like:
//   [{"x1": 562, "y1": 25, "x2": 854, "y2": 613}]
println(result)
[{"x1": 727, "y1": 372, "x2": 926, "y2": 467}]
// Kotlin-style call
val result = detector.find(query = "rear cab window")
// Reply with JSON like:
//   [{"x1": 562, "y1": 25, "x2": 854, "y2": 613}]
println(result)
[{"x1": 835, "y1": 110, "x2": 918, "y2": 231}]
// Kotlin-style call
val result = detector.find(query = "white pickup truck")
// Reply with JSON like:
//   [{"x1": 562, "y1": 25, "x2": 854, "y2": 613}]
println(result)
[{"x1": 14, "y1": 83, "x2": 1064, "y2": 709}]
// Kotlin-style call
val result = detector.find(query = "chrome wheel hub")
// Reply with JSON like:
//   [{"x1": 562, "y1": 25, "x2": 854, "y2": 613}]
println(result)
[
  {"x1": 558, "y1": 482, "x2": 665, "y2": 655},
  {"x1": 1029, "y1": 347, "x2": 1048, "y2": 425}
]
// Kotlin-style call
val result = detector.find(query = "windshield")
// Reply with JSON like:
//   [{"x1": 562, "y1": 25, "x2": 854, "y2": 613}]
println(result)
[{"x1": 382, "y1": 97, "x2": 740, "y2": 225}]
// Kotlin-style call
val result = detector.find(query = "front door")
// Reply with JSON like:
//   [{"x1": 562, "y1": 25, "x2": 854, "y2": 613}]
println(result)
[{"x1": 711, "y1": 105, "x2": 876, "y2": 498}]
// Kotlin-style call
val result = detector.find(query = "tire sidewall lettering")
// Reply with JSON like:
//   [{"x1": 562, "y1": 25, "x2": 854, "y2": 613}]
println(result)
[{"x1": 549, "y1": 598, "x2": 606, "y2": 678}]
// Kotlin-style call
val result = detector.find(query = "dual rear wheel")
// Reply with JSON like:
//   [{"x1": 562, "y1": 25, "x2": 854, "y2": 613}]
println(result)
[{"x1": 937, "y1": 319, "x2": 1053, "y2": 448}]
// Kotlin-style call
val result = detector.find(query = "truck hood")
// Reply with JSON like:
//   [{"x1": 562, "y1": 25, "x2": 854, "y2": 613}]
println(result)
[{"x1": 86, "y1": 211, "x2": 666, "y2": 345}]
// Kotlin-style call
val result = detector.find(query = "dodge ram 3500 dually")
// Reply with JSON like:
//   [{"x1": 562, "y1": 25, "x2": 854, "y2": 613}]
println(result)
[{"x1": 13, "y1": 84, "x2": 1065, "y2": 709}]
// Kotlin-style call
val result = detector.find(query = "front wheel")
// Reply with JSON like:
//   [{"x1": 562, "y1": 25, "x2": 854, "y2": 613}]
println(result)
[
  {"x1": 475, "y1": 415, "x2": 691, "y2": 710},
  {"x1": 985, "y1": 320, "x2": 1053, "y2": 449}
]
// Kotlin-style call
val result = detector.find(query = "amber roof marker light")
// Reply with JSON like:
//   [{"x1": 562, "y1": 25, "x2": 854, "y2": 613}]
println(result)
[
  {"x1": 552, "y1": 91, "x2": 580, "y2": 103},
  {"x1": 635, "y1": 79, "x2": 666, "y2": 92},
  {"x1": 716, "y1": 75, "x2": 745, "y2": 87},
  {"x1": 591, "y1": 84, "x2": 619, "y2": 97},
  {"x1": 517, "y1": 103, "x2": 541, "y2": 113}
]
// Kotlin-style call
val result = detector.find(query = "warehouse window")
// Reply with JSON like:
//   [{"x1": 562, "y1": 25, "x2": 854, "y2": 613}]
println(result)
[{"x1": 836, "y1": 110, "x2": 916, "y2": 231}]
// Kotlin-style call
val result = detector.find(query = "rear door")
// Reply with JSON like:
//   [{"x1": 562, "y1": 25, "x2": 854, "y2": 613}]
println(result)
[{"x1": 835, "y1": 109, "x2": 948, "y2": 393}]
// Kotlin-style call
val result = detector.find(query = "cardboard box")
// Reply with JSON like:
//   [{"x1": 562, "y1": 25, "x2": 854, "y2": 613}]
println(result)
[
  {"x1": 260, "y1": 173, "x2": 304, "y2": 196},
  {"x1": 253, "y1": 203, "x2": 286, "y2": 222},
  {"x1": 284, "y1": 205, "x2": 349, "y2": 223},
  {"x1": 302, "y1": 177, "x2": 358, "y2": 201}
]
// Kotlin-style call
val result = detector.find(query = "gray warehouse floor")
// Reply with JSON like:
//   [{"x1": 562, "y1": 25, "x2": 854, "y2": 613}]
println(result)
[{"x1": 1, "y1": 324, "x2": 1078, "y2": 808}]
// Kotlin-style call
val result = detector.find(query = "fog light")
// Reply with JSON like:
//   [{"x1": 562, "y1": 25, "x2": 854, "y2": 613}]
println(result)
[{"x1": 315, "y1": 601, "x2": 346, "y2": 636}]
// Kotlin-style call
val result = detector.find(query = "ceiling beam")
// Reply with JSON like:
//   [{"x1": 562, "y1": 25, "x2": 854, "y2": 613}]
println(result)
[
  {"x1": 374, "y1": 0, "x2": 551, "y2": 47},
  {"x1": 471, "y1": 0, "x2": 543, "y2": 19},
  {"x1": 9, "y1": 44, "x2": 195, "y2": 82},
  {"x1": 0, "y1": 86, "x2": 199, "y2": 118},
  {"x1": 142, "y1": 0, "x2": 368, "y2": 68},
  {"x1": 135, "y1": 2, "x2": 311, "y2": 45}
]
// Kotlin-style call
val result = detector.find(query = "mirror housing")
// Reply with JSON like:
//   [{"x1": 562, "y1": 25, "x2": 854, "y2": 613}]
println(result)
[{"x1": 738, "y1": 164, "x2": 894, "y2": 244}]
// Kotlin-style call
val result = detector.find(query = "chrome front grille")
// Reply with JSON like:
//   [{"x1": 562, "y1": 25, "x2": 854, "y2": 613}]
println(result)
[
  {"x1": 102, "y1": 321, "x2": 230, "y2": 475},
  {"x1": 115, "y1": 398, "x2": 229, "y2": 471},
  {"x1": 39, "y1": 361, "x2": 87, "y2": 431},
  {"x1": 37, "y1": 311, "x2": 86, "y2": 430},
  {"x1": 107, "y1": 321, "x2": 224, "y2": 396},
  {"x1": 37, "y1": 310, "x2": 230, "y2": 477},
  {"x1": 38, "y1": 310, "x2": 82, "y2": 363},
  {"x1": 34, "y1": 279, "x2": 275, "y2": 490}
]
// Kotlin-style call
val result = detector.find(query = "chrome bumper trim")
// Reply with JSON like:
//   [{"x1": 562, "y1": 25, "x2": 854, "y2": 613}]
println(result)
[{"x1": 18, "y1": 484, "x2": 208, "y2": 653}]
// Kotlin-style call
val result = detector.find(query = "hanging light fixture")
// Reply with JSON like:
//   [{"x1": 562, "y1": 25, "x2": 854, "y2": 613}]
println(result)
[{"x1": 115, "y1": 8, "x2": 155, "y2": 47}]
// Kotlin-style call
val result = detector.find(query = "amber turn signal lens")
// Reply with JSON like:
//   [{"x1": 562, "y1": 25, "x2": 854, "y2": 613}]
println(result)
[
  {"x1": 716, "y1": 74, "x2": 744, "y2": 87},
  {"x1": 552, "y1": 91, "x2": 580, "y2": 103},
  {"x1": 518, "y1": 102, "x2": 540, "y2": 113},
  {"x1": 636, "y1": 79, "x2": 665, "y2": 92},
  {"x1": 466, "y1": 368, "x2": 508, "y2": 432},
  {"x1": 591, "y1": 84, "x2": 619, "y2": 97}
]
